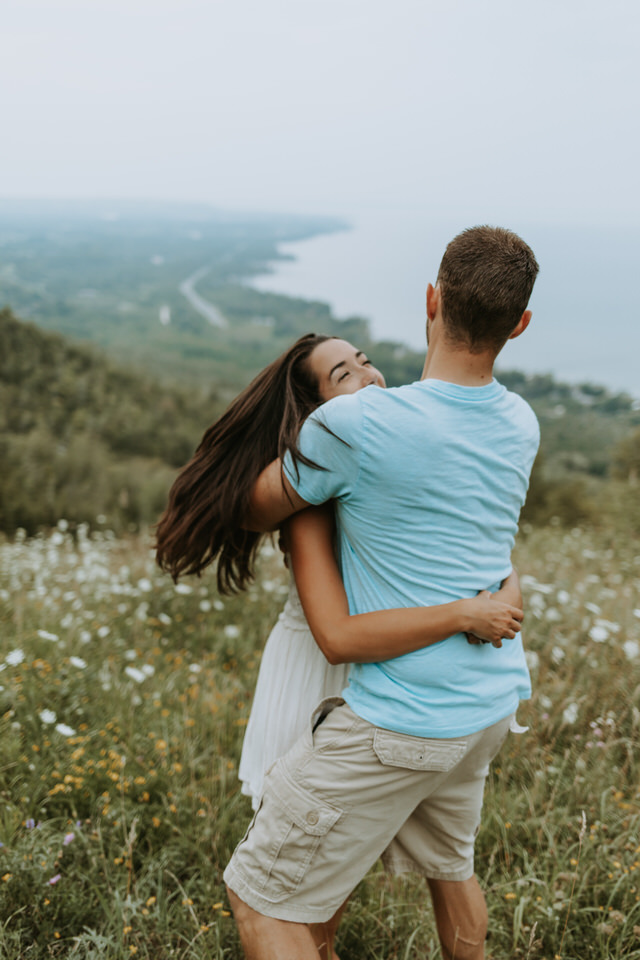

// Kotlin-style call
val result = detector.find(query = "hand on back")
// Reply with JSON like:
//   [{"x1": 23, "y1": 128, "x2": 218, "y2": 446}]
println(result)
[{"x1": 464, "y1": 591, "x2": 524, "y2": 648}]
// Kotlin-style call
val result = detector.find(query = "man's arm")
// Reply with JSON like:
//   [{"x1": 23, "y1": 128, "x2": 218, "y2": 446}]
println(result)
[{"x1": 245, "y1": 458, "x2": 311, "y2": 532}]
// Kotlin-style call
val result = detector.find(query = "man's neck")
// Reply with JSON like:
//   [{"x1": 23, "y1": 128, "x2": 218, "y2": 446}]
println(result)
[{"x1": 420, "y1": 342, "x2": 496, "y2": 387}]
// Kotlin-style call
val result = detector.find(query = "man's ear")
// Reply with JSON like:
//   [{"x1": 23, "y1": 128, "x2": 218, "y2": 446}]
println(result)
[
  {"x1": 508, "y1": 309, "x2": 532, "y2": 341},
  {"x1": 426, "y1": 283, "x2": 440, "y2": 321}
]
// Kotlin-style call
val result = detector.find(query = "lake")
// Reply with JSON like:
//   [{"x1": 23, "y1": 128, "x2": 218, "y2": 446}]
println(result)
[{"x1": 250, "y1": 211, "x2": 640, "y2": 398}]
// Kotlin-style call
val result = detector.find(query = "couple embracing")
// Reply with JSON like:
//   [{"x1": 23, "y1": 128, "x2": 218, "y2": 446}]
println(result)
[{"x1": 157, "y1": 225, "x2": 540, "y2": 959}]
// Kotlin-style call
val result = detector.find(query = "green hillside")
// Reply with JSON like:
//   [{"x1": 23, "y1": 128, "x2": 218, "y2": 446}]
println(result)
[
  {"x1": 0, "y1": 307, "x2": 222, "y2": 532},
  {"x1": 2, "y1": 194, "x2": 639, "y2": 539},
  {"x1": 2, "y1": 304, "x2": 640, "y2": 538}
]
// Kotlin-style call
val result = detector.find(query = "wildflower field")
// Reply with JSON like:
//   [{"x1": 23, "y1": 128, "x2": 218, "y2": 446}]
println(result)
[{"x1": 1, "y1": 521, "x2": 640, "y2": 959}]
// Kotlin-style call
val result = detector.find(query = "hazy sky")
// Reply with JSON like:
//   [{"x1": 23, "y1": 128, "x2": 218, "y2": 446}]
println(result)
[{"x1": 2, "y1": 0, "x2": 639, "y2": 225}]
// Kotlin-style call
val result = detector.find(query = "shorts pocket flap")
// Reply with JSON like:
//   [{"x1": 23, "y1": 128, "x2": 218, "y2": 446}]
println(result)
[
  {"x1": 267, "y1": 763, "x2": 342, "y2": 837},
  {"x1": 373, "y1": 729, "x2": 467, "y2": 772}
]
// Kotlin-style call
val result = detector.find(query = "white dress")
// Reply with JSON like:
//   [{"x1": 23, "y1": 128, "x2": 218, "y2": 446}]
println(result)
[{"x1": 239, "y1": 572, "x2": 351, "y2": 809}]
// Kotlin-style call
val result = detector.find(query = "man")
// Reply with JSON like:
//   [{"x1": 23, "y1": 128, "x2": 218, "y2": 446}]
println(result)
[{"x1": 224, "y1": 225, "x2": 540, "y2": 960}]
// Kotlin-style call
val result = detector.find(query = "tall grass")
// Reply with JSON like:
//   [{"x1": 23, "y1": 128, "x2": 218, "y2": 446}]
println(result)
[{"x1": 0, "y1": 521, "x2": 639, "y2": 958}]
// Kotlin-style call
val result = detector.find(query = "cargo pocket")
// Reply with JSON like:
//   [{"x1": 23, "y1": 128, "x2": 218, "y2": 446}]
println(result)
[
  {"x1": 373, "y1": 729, "x2": 467, "y2": 772},
  {"x1": 255, "y1": 761, "x2": 343, "y2": 902}
]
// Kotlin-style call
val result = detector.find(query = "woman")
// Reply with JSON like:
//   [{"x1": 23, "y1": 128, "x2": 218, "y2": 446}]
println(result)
[{"x1": 155, "y1": 333, "x2": 523, "y2": 957}]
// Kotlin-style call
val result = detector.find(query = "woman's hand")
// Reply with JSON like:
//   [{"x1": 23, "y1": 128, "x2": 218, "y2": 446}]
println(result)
[{"x1": 462, "y1": 591, "x2": 524, "y2": 648}]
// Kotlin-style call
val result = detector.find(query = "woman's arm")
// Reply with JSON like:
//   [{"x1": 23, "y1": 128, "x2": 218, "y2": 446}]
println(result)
[
  {"x1": 288, "y1": 506, "x2": 524, "y2": 665},
  {"x1": 494, "y1": 567, "x2": 522, "y2": 608}
]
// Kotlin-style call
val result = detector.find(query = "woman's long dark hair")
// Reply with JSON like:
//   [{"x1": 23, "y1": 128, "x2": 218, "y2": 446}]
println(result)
[{"x1": 155, "y1": 333, "x2": 333, "y2": 594}]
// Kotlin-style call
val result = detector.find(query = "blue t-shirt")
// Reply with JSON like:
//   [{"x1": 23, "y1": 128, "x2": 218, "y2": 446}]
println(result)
[{"x1": 283, "y1": 377, "x2": 540, "y2": 738}]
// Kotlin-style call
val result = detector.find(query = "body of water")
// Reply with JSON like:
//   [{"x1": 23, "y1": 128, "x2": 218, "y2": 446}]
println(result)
[{"x1": 250, "y1": 211, "x2": 639, "y2": 398}]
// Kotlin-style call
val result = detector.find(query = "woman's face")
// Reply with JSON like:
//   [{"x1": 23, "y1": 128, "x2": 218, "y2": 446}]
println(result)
[{"x1": 308, "y1": 339, "x2": 386, "y2": 402}]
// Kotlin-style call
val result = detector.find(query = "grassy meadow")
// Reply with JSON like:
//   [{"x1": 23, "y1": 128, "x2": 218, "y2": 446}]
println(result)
[{"x1": 1, "y1": 521, "x2": 640, "y2": 959}]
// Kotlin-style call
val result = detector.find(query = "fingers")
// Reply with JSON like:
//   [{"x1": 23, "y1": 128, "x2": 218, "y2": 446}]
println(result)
[{"x1": 467, "y1": 616, "x2": 522, "y2": 646}]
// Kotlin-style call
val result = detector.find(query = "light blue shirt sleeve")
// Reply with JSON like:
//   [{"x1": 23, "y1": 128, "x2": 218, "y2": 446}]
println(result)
[{"x1": 282, "y1": 393, "x2": 363, "y2": 503}]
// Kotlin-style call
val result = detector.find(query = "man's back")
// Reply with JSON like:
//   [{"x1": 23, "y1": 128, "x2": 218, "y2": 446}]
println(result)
[{"x1": 285, "y1": 376, "x2": 539, "y2": 737}]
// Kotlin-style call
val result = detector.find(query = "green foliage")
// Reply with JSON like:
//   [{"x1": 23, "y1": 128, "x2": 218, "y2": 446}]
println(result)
[
  {"x1": 521, "y1": 456, "x2": 598, "y2": 528},
  {"x1": 612, "y1": 427, "x2": 640, "y2": 483},
  {"x1": 498, "y1": 372, "x2": 640, "y2": 480},
  {"x1": 0, "y1": 308, "x2": 220, "y2": 534}
]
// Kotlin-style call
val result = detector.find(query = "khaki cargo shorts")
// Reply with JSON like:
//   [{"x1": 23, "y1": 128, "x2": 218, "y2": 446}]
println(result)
[{"x1": 224, "y1": 698, "x2": 512, "y2": 923}]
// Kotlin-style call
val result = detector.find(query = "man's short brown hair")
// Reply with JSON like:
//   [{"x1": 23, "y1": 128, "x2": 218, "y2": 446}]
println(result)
[{"x1": 436, "y1": 225, "x2": 539, "y2": 353}]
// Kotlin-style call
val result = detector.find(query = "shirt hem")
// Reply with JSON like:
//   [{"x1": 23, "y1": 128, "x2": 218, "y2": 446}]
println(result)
[{"x1": 342, "y1": 691, "x2": 527, "y2": 739}]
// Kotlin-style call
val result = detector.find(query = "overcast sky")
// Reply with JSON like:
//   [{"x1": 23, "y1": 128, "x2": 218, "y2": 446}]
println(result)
[{"x1": 2, "y1": 0, "x2": 639, "y2": 225}]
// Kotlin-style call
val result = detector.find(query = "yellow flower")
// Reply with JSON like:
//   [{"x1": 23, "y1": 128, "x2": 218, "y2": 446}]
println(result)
[
  {"x1": 1, "y1": 874, "x2": 12, "y2": 882},
  {"x1": 504, "y1": 892, "x2": 517, "y2": 900},
  {"x1": 146, "y1": 896, "x2": 156, "y2": 906},
  {"x1": 152, "y1": 816, "x2": 161, "y2": 828}
]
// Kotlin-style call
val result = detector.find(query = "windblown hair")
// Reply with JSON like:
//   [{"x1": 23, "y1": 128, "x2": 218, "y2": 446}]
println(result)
[
  {"x1": 436, "y1": 225, "x2": 539, "y2": 353},
  {"x1": 155, "y1": 333, "x2": 333, "y2": 594}
]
